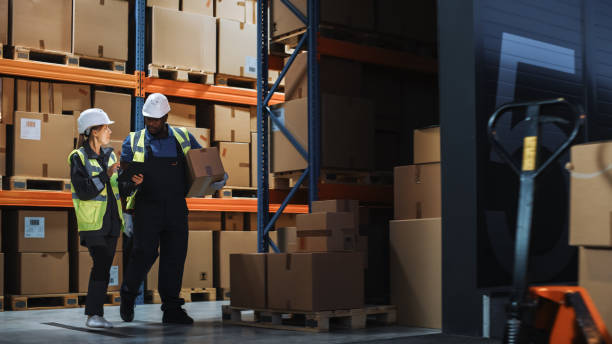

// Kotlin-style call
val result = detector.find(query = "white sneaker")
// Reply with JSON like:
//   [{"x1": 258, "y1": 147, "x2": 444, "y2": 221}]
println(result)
[{"x1": 86, "y1": 315, "x2": 110, "y2": 329}]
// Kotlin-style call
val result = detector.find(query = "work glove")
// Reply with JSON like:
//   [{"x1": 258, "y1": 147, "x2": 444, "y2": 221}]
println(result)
[
  {"x1": 211, "y1": 173, "x2": 229, "y2": 191},
  {"x1": 123, "y1": 212, "x2": 134, "y2": 238}
]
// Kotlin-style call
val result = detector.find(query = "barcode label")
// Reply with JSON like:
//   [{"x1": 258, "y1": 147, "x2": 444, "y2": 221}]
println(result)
[
  {"x1": 20, "y1": 118, "x2": 41, "y2": 140},
  {"x1": 245, "y1": 56, "x2": 257, "y2": 76},
  {"x1": 24, "y1": 217, "x2": 45, "y2": 238},
  {"x1": 109, "y1": 266, "x2": 119, "y2": 286}
]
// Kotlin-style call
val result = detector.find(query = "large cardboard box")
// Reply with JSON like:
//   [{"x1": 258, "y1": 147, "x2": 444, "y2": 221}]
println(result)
[
  {"x1": 297, "y1": 228, "x2": 355, "y2": 252},
  {"x1": 150, "y1": 7, "x2": 216, "y2": 73},
  {"x1": 186, "y1": 147, "x2": 226, "y2": 197},
  {"x1": 219, "y1": 142, "x2": 250, "y2": 187},
  {"x1": 212, "y1": 105, "x2": 251, "y2": 143},
  {"x1": 414, "y1": 127, "x2": 440, "y2": 164},
  {"x1": 13, "y1": 112, "x2": 74, "y2": 179},
  {"x1": 250, "y1": 107, "x2": 258, "y2": 132},
  {"x1": 16, "y1": 80, "x2": 40, "y2": 113},
  {"x1": 394, "y1": 163, "x2": 441, "y2": 220},
  {"x1": 218, "y1": 19, "x2": 257, "y2": 78},
  {"x1": 225, "y1": 212, "x2": 244, "y2": 231},
  {"x1": 579, "y1": 247, "x2": 612, "y2": 332},
  {"x1": 73, "y1": 0, "x2": 129, "y2": 61},
  {"x1": 39, "y1": 82, "x2": 63, "y2": 115},
  {"x1": 94, "y1": 91, "x2": 132, "y2": 141},
  {"x1": 147, "y1": 0, "x2": 179, "y2": 10},
  {"x1": 74, "y1": 251, "x2": 122, "y2": 293},
  {"x1": 186, "y1": 127, "x2": 211, "y2": 148},
  {"x1": 5, "y1": 210, "x2": 68, "y2": 253},
  {"x1": 296, "y1": 212, "x2": 354, "y2": 231},
  {"x1": 1, "y1": 77, "x2": 14, "y2": 124},
  {"x1": 7, "y1": 252, "x2": 70, "y2": 294},
  {"x1": 0, "y1": 0, "x2": 6, "y2": 45},
  {"x1": 390, "y1": 218, "x2": 442, "y2": 329},
  {"x1": 12, "y1": 0, "x2": 72, "y2": 53},
  {"x1": 189, "y1": 211, "x2": 222, "y2": 231},
  {"x1": 216, "y1": 0, "x2": 256, "y2": 24},
  {"x1": 62, "y1": 84, "x2": 92, "y2": 113},
  {"x1": 569, "y1": 142, "x2": 612, "y2": 247},
  {"x1": 230, "y1": 253, "x2": 267, "y2": 308},
  {"x1": 183, "y1": 0, "x2": 214, "y2": 16},
  {"x1": 267, "y1": 252, "x2": 364, "y2": 311},
  {"x1": 168, "y1": 102, "x2": 197, "y2": 128}
]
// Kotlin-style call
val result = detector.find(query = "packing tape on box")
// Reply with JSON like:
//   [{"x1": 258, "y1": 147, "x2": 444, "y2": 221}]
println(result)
[
  {"x1": 231, "y1": 130, "x2": 235, "y2": 141},
  {"x1": 98, "y1": 45, "x2": 104, "y2": 57},
  {"x1": 239, "y1": 162, "x2": 250, "y2": 168},
  {"x1": 100, "y1": 0, "x2": 105, "y2": 5},
  {"x1": 416, "y1": 202, "x2": 422, "y2": 219},
  {"x1": 43, "y1": 113, "x2": 49, "y2": 122},
  {"x1": 222, "y1": 148, "x2": 227, "y2": 157},
  {"x1": 568, "y1": 162, "x2": 612, "y2": 179},
  {"x1": 42, "y1": 163, "x2": 48, "y2": 177},
  {"x1": 39, "y1": 40, "x2": 45, "y2": 50},
  {"x1": 200, "y1": 135, "x2": 208, "y2": 142}
]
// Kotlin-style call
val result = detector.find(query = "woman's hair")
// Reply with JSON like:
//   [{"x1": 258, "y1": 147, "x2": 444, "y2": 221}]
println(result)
[{"x1": 77, "y1": 125, "x2": 103, "y2": 148}]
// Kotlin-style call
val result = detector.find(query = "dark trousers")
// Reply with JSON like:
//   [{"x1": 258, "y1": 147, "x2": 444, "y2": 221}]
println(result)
[
  {"x1": 121, "y1": 198, "x2": 189, "y2": 311},
  {"x1": 85, "y1": 236, "x2": 119, "y2": 316}
]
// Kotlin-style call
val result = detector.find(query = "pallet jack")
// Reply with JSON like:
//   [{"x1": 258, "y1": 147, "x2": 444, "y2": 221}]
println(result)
[{"x1": 487, "y1": 98, "x2": 612, "y2": 344}]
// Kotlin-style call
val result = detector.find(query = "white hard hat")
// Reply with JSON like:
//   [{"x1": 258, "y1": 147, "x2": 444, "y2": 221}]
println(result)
[
  {"x1": 78, "y1": 108, "x2": 114, "y2": 135},
  {"x1": 142, "y1": 93, "x2": 171, "y2": 119}
]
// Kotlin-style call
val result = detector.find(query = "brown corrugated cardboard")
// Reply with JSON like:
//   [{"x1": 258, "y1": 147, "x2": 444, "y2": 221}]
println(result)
[
  {"x1": 62, "y1": 84, "x2": 92, "y2": 113},
  {"x1": 75, "y1": 251, "x2": 122, "y2": 293},
  {"x1": 216, "y1": 0, "x2": 256, "y2": 24},
  {"x1": 183, "y1": 0, "x2": 214, "y2": 16},
  {"x1": 569, "y1": 142, "x2": 612, "y2": 247},
  {"x1": 8, "y1": 252, "x2": 69, "y2": 294},
  {"x1": 13, "y1": 112, "x2": 74, "y2": 178},
  {"x1": 579, "y1": 247, "x2": 612, "y2": 332},
  {"x1": 0, "y1": 253, "x2": 3, "y2": 295},
  {"x1": 186, "y1": 147, "x2": 226, "y2": 197},
  {"x1": 94, "y1": 91, "x2": 132, "y2": 141},
  {"x1": 0, "y1": 0, "x2": 7, "y2": 44},
  {"x1": 168, "y1": 102, "x2": 197, "y2": 127},
  {"x1": 267, "y1": 252, "x2": 364, "y2": 311},
  {"x1": 150, "y1": 7, "x2": 216, "y2": 73},
  {"x1": 297, "y1": 228, "x2": 355, "y2": 252},
  {"x1": 277, "y1": 227, "x2": 297, "y2": 253},
  {"x1": 0, "y1": 123, "x2": 5, "y2": 175},
  {"x1": 296, "y1": 212, "x2": 355, "y2": 231},
  {"x1": 225, "y1": 212, "x2": 244, "y2": 231},
  {"x1": 250, "y1": 107, "x2": 257, "y2": 132},
  {"x1": 39, "y1": 82, "x2": 63, "y2": 115},
  {"x1": 16, "y1": 80, "x2": 40, "y2": 113},
  {"x1": 414, "y1": 127, "x2": 440, "y2": 164},
  {"x1": 394, "y1": 163, "x2": 441, "y2": 220},
  {"x1": 247, "y1": 213, "x2": 296, "y2": 231},
  {"x1": 219, "y1": 142, "x2": 250, "y2": 187},
  {"x1": 1, "y1": 77, "x2": 14, "y2": 124},
  {"x1": 390, "y1": 218, "x2": 442, "y2": 329},
  {"x1": 311, "y1": 200, "x2": 359, "y2": 229},
  {"x1": 189, "y1": 211, "x2": 222, "y2": 231},
  {"x1": 12, "y1": 0, "x2": 72, "y2": 53},
  {"x1": 103, "y1": 140, "x2": 124, "y2": 160},
  {"x1": 73, "y1": 0, "x2": 129, "y2": 61},
  {"x1": 230, "y1": 253, "x2": 267, "y2": 308},
  {"x1": 186, "y1": 127, "x2": 211, "y2": 148},
  {"x1": 251, "y1": 132, "x2": 257, "y2": 187},
  {"x1": 5, "y1": 210, "x2": 68, "y2": 253},
  {"x1": 147, "y1": 0, "x2": 179, "y2": 10},
  {"x1": 218, "y1": 19, "x2": 257, "y2": 77},
  {"x1": 213, "y1": 105, "x2": 251, "y2": 143}
]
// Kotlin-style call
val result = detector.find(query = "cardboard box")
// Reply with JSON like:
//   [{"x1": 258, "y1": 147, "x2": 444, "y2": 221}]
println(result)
[
  {"x1": 183, "y1": 0, "x2": 214, "y2": 16},
  {"x1": 0, "y1": 253, "x2": 3, "y2": 295},
  {"x1": 7, "y1": 252, "x2": 69, "y2": 294},
  {"x1": 168, "y1": 102, "x2": 197, "y2": 127},
  {"x1": 579, "y1": 247, "x2": 612, "y2": 332},
  {"x1": 277, "y1": 227, "x2": 297, "y2": 253},
  {"x1": 74, "y1": 251, "x2": 123, "y2": 293},
  {"x1": 312, "y1": 199, "x2": 359, "y2": 229},
  {"x1": 248, "y1": 213, "x2": 296, "y2": 231},
  {"x1": 94, "y1": 91, "x2": 131, "y2": 141},
  {"x1": 16, "y1": 80, "x2": 40, "y2": 113},
  {"x1": 147, "y1": 0, "x2": 179, "y2": 10},
  {"x1": 5, "y1": 210, "x2": 68, "y2": 253},
  {"x1": 414, "y1": 127, "x2": 440, "y2": 164},
  {"x1": 103, "y1": 140, "x2": 124, "y2": 160},
  {"x1": 12, "y1": 0, "x2": 72, "y2": 53},
  {"x1": 213, "y1": 105, "x2": 251, "y2": 143},
  {"x1": 13, "y1": 112, "x2": 74, "y2": 179},
  {"x1": 218, "y1": 19, "x2": 257, "y2": 78},
  {"x1": 186, "y1": 147, "x2": 226, "y2": 197},
  {"x1": 0, "y1": 123, "x2": 5, "y2": 175},
  {"x1": 225, "y1": 212, "x2": 244, "y2": 231},
  {"x1": 297, "y1": 228, "x2": 355, "y2": 252},
  {"x1": 39, "y1": 82, "x2": 63, "y2": 115},
  {"x1": 394, "y1": 163, "x2": 441, "y2": 220},
  {"x1": 216, "y1": 0, "x2": 256, "y2": 24},
  {"x1": 0, "y1": 0, "x2": 6, "y2": 45},
  {"x1": 296, "y1": 212, "x2": 355, "y2": 231},
  {"x1": 1, "y1": 77, "x2": 14, "y2": 124},
  {"x1": 250, "y1": 107, "x2": 257, "y2": 132},
  {"x1": 390, "y1": 218, "x2": 442, "y2": 329},
  {"x1": 73, "y1": 0, "x2": 129, "y2": 61},
  {"x1": 230, "y1": 253, "x2": 267, "y2": 308},
  {"x1": 150, "y1": 7, "x2": 216, "y2": 73},
  {"x1": 62, "y1": 84, "x2": 92, "y2": 113},
  {"x1": 219, "y1": 142, "x2": 250, "y2": 187},
  {"x1": 267, "y1": 252, "x2": 364, "y2": 311},
  {"x1": 570, "y1": 142, "x2": 612, "y2": 247},
  {"x1": 186, "y1": 127, "x2": 211, "y2": 148},
  {"x1": 189, "y1": 211, "x2": 222, "y2": 231}
]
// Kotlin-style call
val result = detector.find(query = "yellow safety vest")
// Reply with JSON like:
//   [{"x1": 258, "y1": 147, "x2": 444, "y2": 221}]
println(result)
[
  {"x1": 68, "y1": 147, "x2": 125, "y2": 232},
  {"x1": 125, "y1": 126, "x2": 191, "y2": 210}
]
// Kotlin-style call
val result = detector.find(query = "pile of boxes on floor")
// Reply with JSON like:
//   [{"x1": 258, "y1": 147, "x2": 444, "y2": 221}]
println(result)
[
  {"x1": 390, "y1": 126, "x2": 441, "y2": 329},
  {"x1": 230, "y1": 199, "x2": 367, "y2": 311}
]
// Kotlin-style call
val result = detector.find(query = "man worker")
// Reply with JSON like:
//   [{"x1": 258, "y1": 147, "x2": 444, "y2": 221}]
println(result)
[{"x1": 119, "y1": 93, "x2": 227, "y2": 324}]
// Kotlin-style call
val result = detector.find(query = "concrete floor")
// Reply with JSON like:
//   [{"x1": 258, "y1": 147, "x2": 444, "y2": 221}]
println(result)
[{"x1": 0, "y1": 301, "x2": 446, "y2": 344}]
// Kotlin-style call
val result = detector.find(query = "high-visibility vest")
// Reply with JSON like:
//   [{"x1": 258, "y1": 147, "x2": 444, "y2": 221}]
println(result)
[
  {"x1": 125, "y1": 126, "x2": 191, "y2": 210},
  {"x1": 68, "y1": 147, "x2": 125, "y2": 232}
]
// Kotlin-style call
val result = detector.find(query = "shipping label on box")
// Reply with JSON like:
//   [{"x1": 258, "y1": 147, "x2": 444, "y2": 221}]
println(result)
[
  {"x1": 73, "y1": 0, "x2": 129, "y2": 61},
  {"x1": 24, "y1": 217, "x2": 45, "y2": 238}
]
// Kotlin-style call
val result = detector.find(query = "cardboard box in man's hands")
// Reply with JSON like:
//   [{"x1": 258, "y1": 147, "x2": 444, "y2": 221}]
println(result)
[{"x1": 186, "y1": 147, "x2": 225, "y2": 197}]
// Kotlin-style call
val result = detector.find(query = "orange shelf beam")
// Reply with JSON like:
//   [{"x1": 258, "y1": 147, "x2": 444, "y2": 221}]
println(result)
[
  {"x1": 143, "y1": 78, "x2": 285, "y2": 105},
  {"x1": 0, "y1": 59, "x2": 136, "y2": 89}
]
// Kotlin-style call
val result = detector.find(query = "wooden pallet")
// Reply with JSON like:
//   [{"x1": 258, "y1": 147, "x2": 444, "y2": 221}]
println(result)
[
  {"x1": 222, "y1": 304, "x2": 396, "y2": 333},
  {"x1": 13, "y1": 46, "x2": 126, "y2": 73},
  {"x1": 8, "y1": 293, "x2": 79, "y2": 311},
  {"x1": 215, "y1": 74, "x2": 257, "y2": 90},
  {"x1": 69, "y1": 55, "x2": 126, "y2": 73},
  {"x1": 149, "y1": 64, "x2": 214, "y2": 84},
  {"x1": 218, "y1": 186, "x2": 257, "y2": 199},
  {"x1": 145, "y1": 288, "x2": 217, "y2": 304},
  {"x1": 8, "y1": 176, "x2": 71, "y2": 192},
  {"x1": 76, "y1": 291, "x2": 121, "y2": 307}
]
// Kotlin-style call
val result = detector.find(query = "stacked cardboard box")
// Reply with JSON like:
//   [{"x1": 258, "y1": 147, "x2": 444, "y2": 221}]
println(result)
[
  {"x1": 218, "y1": 18, "x2": 257, "y2": 78},
  {"x1": 12, "y1": 0, "x2": 72, "y2": 54}
]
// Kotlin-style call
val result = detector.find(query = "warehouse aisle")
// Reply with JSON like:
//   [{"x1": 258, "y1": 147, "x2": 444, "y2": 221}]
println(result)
[{"x1": 0, "y1": 301, "x2": 442, "y2": 344}]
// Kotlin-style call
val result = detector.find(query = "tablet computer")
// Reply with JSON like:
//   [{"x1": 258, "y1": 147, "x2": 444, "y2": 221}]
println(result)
[{"x1": 118, "y1": 162, "x2": 146, "y2": 183}]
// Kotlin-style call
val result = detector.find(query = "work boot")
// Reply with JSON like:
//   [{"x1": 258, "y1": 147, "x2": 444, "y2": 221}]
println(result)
[
  {"x1": 162, "y1": 308, "x2": 194, "y2": 325},
  {"x1": 120, "y1": 294, "x2": 135, "y2": 322},
  {"x1": 86, "y1": 315, "x2": 110, "y2": 329}
]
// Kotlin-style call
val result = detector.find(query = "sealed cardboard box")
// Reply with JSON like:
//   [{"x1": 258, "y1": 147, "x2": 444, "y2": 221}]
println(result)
[
  {"x1": 219, "y1": 142, "x2": 250, "y2": 187},
  {"x1": 1, "y1": 77, "x2": 14, "y2": 124},
  {"x1": 277, "y1": 227, "x2": 297, "y2": 253},
  {"x1": 296, "y1": 212, "x2": 355, "y2": 231},
  {"x1": 213, "y1": 105, "x2": 251, "y2": 143},
  {"x1": 73, "y1": 0, "x2": 129, "y2": 61},
  {"x1": 312, "y1": 199, "x2": 359, "y2": 229},
  {"x1": 186, "y1": 127, "x2": 211, "y2": 148},
  {"x1": 579, "y1": 247, "x2": 612, "y2": 332},
  {"x1": 0, "y1": 0, "x2": 6, "y2": 45},
  {"x1": 40, "y1": 82, "x2": 63, "y2": 115},
  {"x1": 230, "y1": 253, "x2": 267, "y2": 308},
  {"x1": 218, "y1": 19, "x2": 257, "y2": 78},
  {"x1": 74, "y1": 251, "x2": 122, "y2": 293},
  {"x1": 390, "y1": 218, "x2": 442, "y2": 329},
  {"x1": 248, "y1": 212, "x2": 296, "y2": 231},
  {"x1": 216, "y1": 0, "x2": 256, "y2": 24},
  {"x1": 5, "y1": 210, "x2": 68, "y2": 253},
  {"x1": 147, "y1": 0, "x2": 179, "y2": 9},
  {"x1": 94, "y1": 91, "x2": 132, "y2": 141},
  {"x1": 183, "y1": 0, "x2": 214, "y2": 16},
  {"x1": 12, "y1": 0, "x2": 72, "y2": 53},
  {"x1": 189, "y1": 211, "x2": 222, "y2": 231},
  {"x1": 250, "y1": 107, "x2": 257, "y2": 132},
  {"x1": 168, "y1": 102, "x2": 197, "y2": 127},
  {"x1": 150, "y1": 7, "x2": 216, "y2": 73},
  {"x1": 62, "y1": 84, "x2": 92, "y2": 113},
  {"x1": 267, "y1": 252, "x2": 364, "y2": 311},
  {"x1": 414, "y1": 127, "x2": 440, "y2": 164},
  {"x1": 186, "y1": 147, "x2": 226, "y2": 197},
  {"x1": 16, "y1": 80, "x2": 40, "y2": 113},
  {"x1": 13, "y1": 112, "x2": 74, "y2": 179},
  {"x1": 225, "y1": 212, "x2": 244, "y2": 231},
  {"x1": 570, "y1": 142, "x2": 612, "y2": 247},
  {"x1": 394, "y1": 163, "x2": 441, "y2": 220},
  {"x1": 297, "y1": 228, "x2": 355, "y2": 252},
  {"x1": 7, "y1": 252, "x2": 69, "y2": 294}
]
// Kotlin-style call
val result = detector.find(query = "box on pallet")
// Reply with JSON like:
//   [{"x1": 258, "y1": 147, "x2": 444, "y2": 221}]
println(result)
[
  {"x1": 579, "y1": 247, "x2": 612, "y2": 332},
  {"x1": 212, "y1": 105, "x2": 251, "y2": 143},
  {"x1": 1, "y1": 77, "x2": 15, "y2": 124},
  {"x1": 168, "y1": 102, "x2": 197, "y2": 127},
  {"x1": 74, "y1": 251, "x2": 122, "y2": 293},
  {"x1": 296, "y1": 211, "x2": 356, "y2": 253},
  {"x1": 225, "y1": 212, "x2": 244, "y2": 231},
  {"x1": 12, "y1": 0, "x2": 72, "y2": 53},
  {"x1": 186, "y1": 147, "x2": 226, "y2": 197},
  {"x1": 230, "y1": 253, "x2": 267, "y2": 308},
  {"x1": 189, "y1": 211, "x2": 222, "y2": 231},
  {"x1": 414, "y1": 127, "x2": 440, "y2": 164},
  {"x1": 7, "y1": 252, "x2": 69, "y2": 294},
  {"x1": 218, "y1": 19, "x2": 257, "y2": 78},
  {"x1": 216, "y1": 0, "x2": 256, "y2": 24},
  {"x1": 40, "y1": 82, "x2": 63, "y2": 115},
  {"x1": 219, "y1": 142, "x2": 250, "y2": 187},
  {"x1": 311, "y1": 200, "x2": 359, "y2": 228},
  {"x1": 95, "y1": 91, "x2": 132, "y2": 141},
  {"x1": 394, "y1": 163, "x2": 441, "y2": 220},
  {"x1": 73, "y1": 0, "x2": 129, "y2": 61},
  {"x1": 16, "y1": 80, "x2": 40, "y2": 113},
  {"x1": 183, "y1": 0, "x2": 214, "y2": 16},
  {"x1": 147, "y1": 0, "x2": 179, "y2": 10},
  {"x1": 4, "y1": 210, "x2": 68, "y2": 253}
]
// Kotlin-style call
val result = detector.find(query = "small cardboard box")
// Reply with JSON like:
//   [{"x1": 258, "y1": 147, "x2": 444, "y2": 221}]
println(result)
[
  {"x1": 147, "y1": 0, "x2": 179, "y2": 10},
  {"x1": 394, "y1": 163, "x2": 441, "y2": 220},
  {"x1": 216, "y1": 0, "x2": 256, "y2": 24},
  {"x1": 189, "y1": 211, "x2": 222, "y2": 231},
  {"x1": 414, "y1": 127, "x2": 440, "y2": 164},
  {"x1": 186, "y1": 127, "x2": 211, "y2": 148},
  {"x1": 5, "y1": 210, "x2": 68, "y2": 253},
  {"x1": 94, "y1": 91, "x2": 132, "y2": 141},
  {"x1": 16, "y1": 80, "x2": 40, "y2": 113},
  {"x1": 296, "y1": 212, "x2": 355, "y2": 231},
  {"x1": 212, "y1": 105, "x2": 251, "y2": 143},
  {"x1": 12, "y1": 0, "x2": 72, "y2": 53},
  {"x1": 218, "y1": 18, "x2": 257, "y2": 78},
  {"x1": 311, "y1": 200, "x2": 359, "y2": 229},
  {"x1": 186, "y1": 147, "x2": 226, "y2": 197},
  {"x1": 183, "y1": 0, "x2": 214, "y2": 16},
  {"x1": 7, "y1": 252, "x2": 70, "y2": 295},
  {"x1": 230, "y1": 253, "x2": 267, "y2": 308},
  {"x1": 1, "y1": 77, "x2": 15, "y2": 124},
  {"x1": 73, "y1": 0, "x2": 129, "y2": 61},
  {"x1": 168, "y1": 102, "x2": 197, "y2": 128},
  {"x1": 74, "y1": 251, "x2": 122, "y2": 293},
  {"x1": 225, "y1": 212, "x2": 244, "y2": 231},
  {"x1": 579, "y1": 247, "x2": 612, "y2": 332},
  {"x1": 62, "y1": 84, "x2": 92, "y2": 113},
  {"x1": 219, "y1": 142, "x2": 250, "y2": 187}
]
